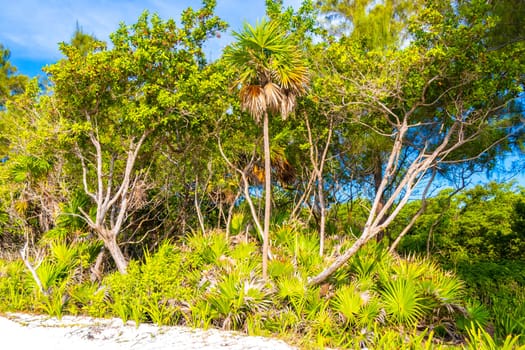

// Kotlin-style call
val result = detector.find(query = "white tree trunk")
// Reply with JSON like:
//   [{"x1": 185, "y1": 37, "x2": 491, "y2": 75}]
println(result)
[
  {"x1": 103, "y1": 232, "x2": 128, "y2": 274},
  {"x1": 77, "y1": 128, "x2": 149, "y2": 274}
]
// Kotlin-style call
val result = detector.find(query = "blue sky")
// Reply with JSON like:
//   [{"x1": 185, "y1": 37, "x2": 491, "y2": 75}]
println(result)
[
  {"x1": 1, "y1": 1, "x2": 523, "y2": 187},
  {"x1": 1, "y1": 0, "x2": 301, "y2": 78}
]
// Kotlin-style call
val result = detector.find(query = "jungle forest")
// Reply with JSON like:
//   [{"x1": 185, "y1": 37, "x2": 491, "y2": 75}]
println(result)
[{"x1": 0, "y1": 0, "x2": 524, "y2": 348}]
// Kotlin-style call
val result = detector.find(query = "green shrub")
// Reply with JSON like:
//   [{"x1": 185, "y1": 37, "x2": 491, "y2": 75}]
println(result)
[
  {"x1": 0, "y1": 259, "x2": 34, "y2": 312},
  {"x1": 100, "y1": 241, "x2": 197, "y2": 324},
  {"x1": 204, "y1": 273, "x2": 273, "y2": 330},
  {"x1": 464, "y1": 325, "x2": 525, "y2": 350},
  {"x1": 1, "y1": 230, "x2": 502, "y2": 349}
]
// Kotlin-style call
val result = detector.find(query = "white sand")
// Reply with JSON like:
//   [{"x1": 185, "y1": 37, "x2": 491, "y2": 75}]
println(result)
[{"x1": 0, "y1": 313, "x2": 297, "y2": 350}]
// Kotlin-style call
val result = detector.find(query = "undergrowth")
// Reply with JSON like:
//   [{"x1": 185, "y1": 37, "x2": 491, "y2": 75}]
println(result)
[{"x1": 0, "y1": 227, "x2": 523, "y2": 349}]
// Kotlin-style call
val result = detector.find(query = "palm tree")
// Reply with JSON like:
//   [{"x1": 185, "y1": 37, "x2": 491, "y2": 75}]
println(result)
[{"x1": 224, "y1": 19, "x2": 308, "y2": 279}]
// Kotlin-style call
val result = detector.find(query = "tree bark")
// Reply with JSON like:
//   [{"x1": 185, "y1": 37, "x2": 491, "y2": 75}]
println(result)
[
  {"x1": 20, "y1": 240, "x2": 47, "y2": 295},
  {"x1": 305, "y1": 116, "x2": 333, "y2": 256},
  {"x1": 373, "y1": 152, "x2": 387, "y2": 242},
  {"x1": 308, "y1": 232, "x2": 371, "y2": 286},
  {"x1": 90, "y1": 247, "x2": 105, "y2": 282},
  {"x1": 77, "y1": 130, "x2": 148, "y2": 275},
  {"x1": 262, "y1": 111, "x2": 271, "y2": 280},
  {"x1": 389, "y1": 168, "x2": 436, "y2": 253},
  {"x1": 318, "y1": 178, "x2": 327, "y2": 256},
  {"x1": 103, "y1": 232, "x2": 128, "y2": 274},
  {"x1": 194, "y1": 176, "x2": 206, "y2": 234}
]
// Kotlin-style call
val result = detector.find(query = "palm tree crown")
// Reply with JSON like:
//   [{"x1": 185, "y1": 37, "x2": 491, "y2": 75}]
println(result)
[{"x1": 224, "y1": 19, "x2": 309, "y2": 122}]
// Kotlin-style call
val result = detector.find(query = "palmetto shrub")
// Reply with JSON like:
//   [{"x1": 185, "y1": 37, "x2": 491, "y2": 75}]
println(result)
[
  {"x1": 184, "y1": 229, "x2": 229, "y2": 266},
  {"x1": 381, "y1": 278, "x2": 427, "y2": 326},
  {"x1": 2, "y1": 228, "x2": 496, "y2": 348},
  {"x1": 205, "y1": 273, "x2": 273, "y2": 330},
  {"x1": 322, "y1": 241, "x2": 470, "y2": 347},
  {"x1": 331, "y1": 280, "x2": 384, "y2": 335},
  {"x1": 465, "y1": 325, "x2": 525, "y2": 350},
  {"x1": 490, "y1": 292, "x2": 525, "y2": 340},
  {"x1": 67, "y1": 281, "x2": 105, "y2": 316},
  {"x1": 273, "y1": 226, "x2": 324, "y2": 277}
]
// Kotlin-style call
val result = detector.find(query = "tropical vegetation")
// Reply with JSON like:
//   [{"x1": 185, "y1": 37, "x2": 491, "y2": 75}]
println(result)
[{"x1": 0, "y1": 0, "x2": 524, "y2": 349}]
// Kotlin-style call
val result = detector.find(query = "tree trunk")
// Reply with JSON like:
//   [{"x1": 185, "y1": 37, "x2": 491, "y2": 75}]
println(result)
[
  {"x1": 194, "y1": 176, "x2": 206, "y2": 234},
  {"x1": 90, "y1": 247, "x2": 105, "y2": 282},
  {"x1": 262, "y1": 111, "x2": 271, "y2": 280},
  {"x1": 304, "y1": 116, "x2": 333, "y2": 257},
  {"x1": 318, "y1": 177, "x2": 326, "y2": 256},
  {"x1": 103, "y1": 233, "x2": 128, "y2": 274},
  {"x1": 308, "y1": 232, "x2": 371, "y2": 286},
  {"x1": 373, "y1": 153, "x2": 387, "y2": 242}
]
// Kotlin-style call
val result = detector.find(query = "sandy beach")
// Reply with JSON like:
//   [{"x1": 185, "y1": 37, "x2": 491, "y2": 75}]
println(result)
[{"x1": 0, "y1": 313, "x2": 297, "y2": 350}]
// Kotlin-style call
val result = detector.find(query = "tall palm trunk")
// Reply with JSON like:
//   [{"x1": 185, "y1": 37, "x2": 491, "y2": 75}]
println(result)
[
  {"x1": 223, "y1": 19, "x2": 308, "y2": 279},
  {"x1": 262, "y1": 111, "x2": 271, "y2": 279}
]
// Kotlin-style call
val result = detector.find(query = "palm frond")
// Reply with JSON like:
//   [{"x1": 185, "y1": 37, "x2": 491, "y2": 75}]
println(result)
[
  {"x1": 224, "y1": 18, "x2": 308, "y2": 121},
  {"x1": 381, "y1": 278, "x2": 427, "y2": 326},
  {"x1": 240, "y1": 85, "x2": 266, "y2": 122},
  {"x1": 280, "y1": 91, "x2": 296, "y2": 119},
  {"x1": 331, "y1": 284, "x2": 363, "y2": 325},
  {"x1": 263, "y1": 82, "x2": 282, "y2": 115}
]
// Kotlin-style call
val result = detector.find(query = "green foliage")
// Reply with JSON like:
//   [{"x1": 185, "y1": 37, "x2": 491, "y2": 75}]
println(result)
[
  {"x1": 0, "y1": 228, "x2": 514, "y2": 348},
  {"x1": 229, "y1": 212, "x2": 247, "y2": 236},
  {"x1": 396, "y1": 183, "x2": 525, "y2": 343},
  {"x1": 101, "y1": 241, "x2": 196, "y2": 324},
  {"x1": 36, "y1": 282, "x2": 68, "y2": 319},
  {"x1": 67, "y1": 282, "x2": 105, "y2": 316},
  {"x1": 276, "y1": 275, "x2": 308, "y2": 313},
  {"x1": 0, "y1": 237, "x2": 102, "y2": 317},
  {"x1": 318, "y1": 0, "x2": 419, "y2": 49},
  {"x1": 56, "y1": 190, "x2": 91, "y2": 231},
  {"x1": 0, "y1": 260, "x2": 34, "y2": 312},
  {"x1": 331, "y1": 283, "x2": 365, "y2": 325},
  {"x1": 382, "y1": 278, "x2": 426, "y2": 327},
  {"x1": 293, "y1": 232, "x2": 323, "y2": 276},
  {"x1": 465, "y1": 325, "x2": 525, "y2": 350},
  {"x1": 490, "y1": 290, "x2": 525, "y2": 339},
  {"x1": 0, "y1": 44, "x2": 27, "y2": 109},
  {"x1": 268, "y1": 258, "x2": 295, "y2": 279},
  {"x1": 223, "y1": 18, "x2": 309, "y2": 121},
  {"x1": 205, "y1": 274, "x2": 273, "y2": 330},
  {"x1": 185, "y1": 230, "x2": 229, "y2": 265},
  {"x1": 10, "y1": 155, "x2": 52, "y2": 183},
  {"x1": 352, "y1": 326, "x2": 438, "y2": 350},
  {"x1": 1, "y1": 0, "x2": 524, "y2": 348},
  {"x1": 457, "y1": 302, "x2": 491, "y2": 332},
  {"x1": 33, "y1": 1, "x2": 231, "y2": 273},
  {"x1": 36, "y1": 261, "x2": 70, "y2": 292}
]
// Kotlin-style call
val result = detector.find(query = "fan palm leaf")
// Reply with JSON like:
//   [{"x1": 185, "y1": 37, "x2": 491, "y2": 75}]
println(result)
[
  {"x1": 381, "y1": 278, "x2": 427, "y2": 326},
  {"x1": 239, "y1": 85, "x2": 266, "y2": 122},
  {"x1": 224, "y1": 18, "x2": 308, "y2": 121},
  {"x1": 263, "y1": 81, "x2": 283, "y2": 114},
  {"x1": 331, "y1": 284, "x2": 363, "y2": 325}
]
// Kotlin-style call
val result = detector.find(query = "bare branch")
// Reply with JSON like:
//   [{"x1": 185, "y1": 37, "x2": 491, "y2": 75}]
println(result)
[
  {"x1": 389, "y1": 167, "x2": 437, "y2": 252},
  {"x1": 217, "y1": 137, "x2": 264, "y2": 240},
  {"x1": 20, "y1": 240, "x2": 47, "y2": 296}
]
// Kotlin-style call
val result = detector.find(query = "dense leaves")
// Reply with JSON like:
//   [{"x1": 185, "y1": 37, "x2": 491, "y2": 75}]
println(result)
[{"x1": 0, "y1": 0, "x2": 524, "y2": 347}]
